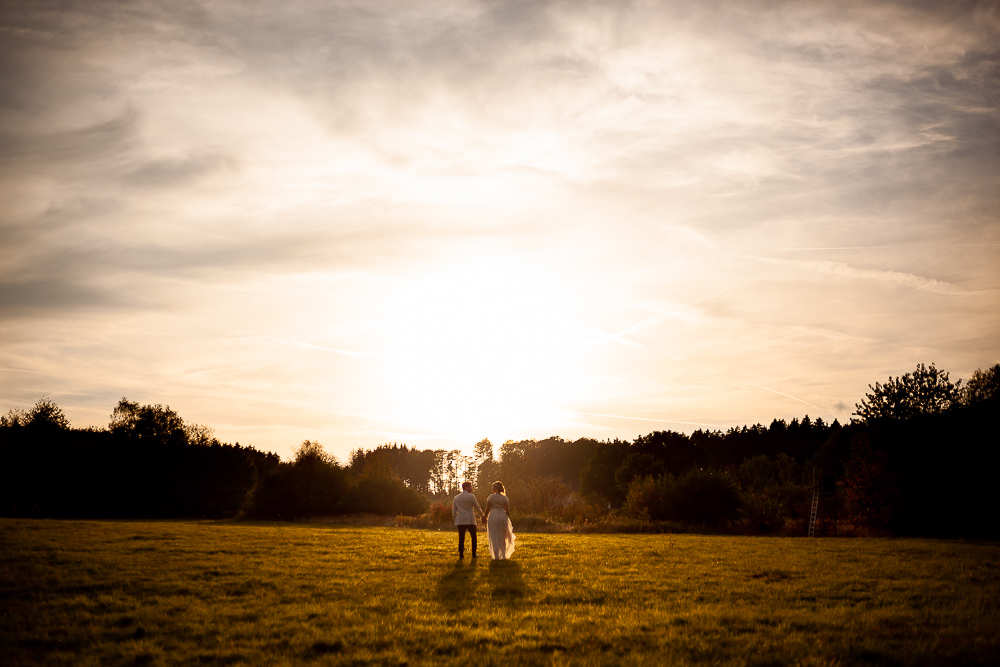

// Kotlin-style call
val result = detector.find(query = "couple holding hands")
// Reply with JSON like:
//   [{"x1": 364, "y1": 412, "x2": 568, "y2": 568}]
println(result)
[{"x1": 452, "y1": 481, "x2": 516, "y2": 560}]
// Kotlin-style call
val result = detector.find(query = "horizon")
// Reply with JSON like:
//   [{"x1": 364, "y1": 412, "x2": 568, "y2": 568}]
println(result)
[
  {"x1": 2, "y1": 1, "x2": 998, "y2": 462},
  {"x1": 0, "y1": 361, "x2": 983, "y2": 462}
]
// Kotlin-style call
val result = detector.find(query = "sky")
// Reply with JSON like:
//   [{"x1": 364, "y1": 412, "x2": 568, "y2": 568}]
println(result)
[{"x1": 2, "y1": 0, "x2": 998, "y2": 462}]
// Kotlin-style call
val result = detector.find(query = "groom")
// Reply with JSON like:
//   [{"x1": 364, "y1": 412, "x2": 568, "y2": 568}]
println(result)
[{"x1": 452, "y1": 481, "x2": 484, "y2": 559}]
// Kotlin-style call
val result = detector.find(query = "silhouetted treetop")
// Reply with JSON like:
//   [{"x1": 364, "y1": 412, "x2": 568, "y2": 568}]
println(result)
[
  {"x1": 853, "y1": 363, "x2": 961, "y2": 425},
  {"x1": 1, "y1": 396, "x2": 69, "y2": 431},
  {"x1": 109, "y1": 398, "x2": 188, "y2": 447},
  {"x1": 961, "y1": 363, "x2": 1000, "y2": 406}
]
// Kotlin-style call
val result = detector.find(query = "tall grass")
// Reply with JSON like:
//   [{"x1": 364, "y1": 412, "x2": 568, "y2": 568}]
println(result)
[{"x1": 1, "y1": 519, "x2": 997, "y2": 665}]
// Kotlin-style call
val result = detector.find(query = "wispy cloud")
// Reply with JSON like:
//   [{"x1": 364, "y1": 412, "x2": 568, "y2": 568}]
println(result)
[{"x1": 754, "y1": 256, "x2": 991, "y2": 296}]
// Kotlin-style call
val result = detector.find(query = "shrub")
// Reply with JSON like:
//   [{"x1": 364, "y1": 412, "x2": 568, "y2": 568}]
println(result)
[
  {"x1": 554, "y1": 495, "x2": 607, "y2": 524},
  {"x1": 429, "y1": 502, "x2": 452, "y2": 525},
  {"x1": 511, "y1": 514, "x2": 566, "y2": 532}
]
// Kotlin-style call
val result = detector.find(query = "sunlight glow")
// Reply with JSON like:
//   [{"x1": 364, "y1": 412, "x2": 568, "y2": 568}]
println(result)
[
  {"x1": 374, "y1": 258, "x2": 588, "y2": 438},
  {"x1": 396, "y1": 173, "x2": 515, "y2": 208}
]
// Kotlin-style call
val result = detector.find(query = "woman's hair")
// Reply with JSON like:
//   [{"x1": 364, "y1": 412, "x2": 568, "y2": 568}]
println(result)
[{"x1": 492, "y1": 481, "x2": 505, "y2": 494}]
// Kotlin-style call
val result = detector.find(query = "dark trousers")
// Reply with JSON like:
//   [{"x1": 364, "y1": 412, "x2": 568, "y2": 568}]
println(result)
[{"x1": 457, "y1": 524, "x2": 477, "y2": 556}]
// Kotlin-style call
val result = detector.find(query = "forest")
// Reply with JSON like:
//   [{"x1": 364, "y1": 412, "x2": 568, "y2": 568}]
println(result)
[{"x1": 2, "y1": 362, "x2": 997, "y2": 538}]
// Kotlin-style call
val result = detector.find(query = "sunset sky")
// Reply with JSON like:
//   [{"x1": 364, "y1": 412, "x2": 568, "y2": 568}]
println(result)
[{"x1": 2, "y1": 0, "x2": 998, "y2": 462}]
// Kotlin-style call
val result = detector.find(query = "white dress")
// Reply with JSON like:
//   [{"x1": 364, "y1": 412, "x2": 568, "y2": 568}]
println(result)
[{"x1": 486, "y1": 493, "x2": 516, "y2": 560}]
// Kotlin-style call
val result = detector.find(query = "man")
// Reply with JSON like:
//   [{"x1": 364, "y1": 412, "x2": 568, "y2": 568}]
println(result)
[{"x1": 452, "y1": 481, "x2": 484, "y2": 559}]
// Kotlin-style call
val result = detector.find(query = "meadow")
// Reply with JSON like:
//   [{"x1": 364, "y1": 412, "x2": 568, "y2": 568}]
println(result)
[{"x1": 1, "y1": 519, "x2": 997, "y2": 666}]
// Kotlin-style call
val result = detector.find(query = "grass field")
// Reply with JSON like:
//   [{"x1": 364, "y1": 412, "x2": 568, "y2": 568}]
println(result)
[{"x1": 1, "y1": 519, "x2": 998, "y2": 666}]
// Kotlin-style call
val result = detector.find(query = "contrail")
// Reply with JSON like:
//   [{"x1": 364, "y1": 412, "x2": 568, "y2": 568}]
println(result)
[
  {"x1": 581, "y1": 310, "x2": 674, "y2": 349},
  {"x1": 580, "y1": 326, "x2": 642, "y2": 348},
  {"x1": 582, "y1": 286, "x2": 743, "y2": 350},
  {"x1": 754, "y1": 385, "x2": 821, "y2": 409},
  {"x1": 755, "y1": 256, "x2": 981, "y2": 296}
]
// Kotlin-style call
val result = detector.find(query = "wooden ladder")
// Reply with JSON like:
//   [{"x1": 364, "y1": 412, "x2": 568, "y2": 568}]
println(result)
[{"x1": 807, "y1": 490, "x2": 820, "y2": 537}]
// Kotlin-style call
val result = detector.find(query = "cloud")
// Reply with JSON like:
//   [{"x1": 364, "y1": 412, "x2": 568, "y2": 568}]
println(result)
[
  {"x1": 0, "y1": 108, "x2": 138, "y2": 169},
  {"x1": 0, "y1": 0, "x2": 997, "y2": 458},
  {"x1": 0, "y1": 277, "x2": 121, "y2": 317},
  {"x1": 125, "y1": 151, "x2": 237, "y2": 188},
  {"x1": 756, "y1": 256, "x2": 990, "y2": 296}
]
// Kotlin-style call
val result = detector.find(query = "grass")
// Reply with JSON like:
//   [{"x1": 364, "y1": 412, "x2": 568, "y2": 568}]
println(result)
[{"x1": 1, "y1": 519, "x2": 998, "y2": 666}]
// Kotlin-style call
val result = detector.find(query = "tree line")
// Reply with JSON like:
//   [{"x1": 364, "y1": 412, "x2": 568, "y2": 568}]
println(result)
[
  {"x1": 2, "y1": 362, "x2": 997, "y2": 537},
  {"x1": 0, "y1": 398, "x2": 424, "y2": 520}
]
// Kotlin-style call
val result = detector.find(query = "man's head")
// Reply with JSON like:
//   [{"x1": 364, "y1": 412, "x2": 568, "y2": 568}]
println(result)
[{"x1": 462, "y1": 481, "x2": 472, "y2": 492}]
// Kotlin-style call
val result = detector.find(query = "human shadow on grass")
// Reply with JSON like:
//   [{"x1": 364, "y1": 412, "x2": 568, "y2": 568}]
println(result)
[
  {"x1": 487, "y1": 559, "x2": 525, "y2": 606},
  {"x1": 436, "y1": 560, "x2": 481, "y2": 613}
]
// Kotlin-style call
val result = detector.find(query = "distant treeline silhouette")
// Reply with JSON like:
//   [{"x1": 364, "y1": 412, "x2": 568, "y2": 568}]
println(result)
[
  {"x1": 0, "y1": 399, "x2": 425, "y2": 521},
  {"x1": 2, "y1": 362, "x2": 997, "y2": 537}
]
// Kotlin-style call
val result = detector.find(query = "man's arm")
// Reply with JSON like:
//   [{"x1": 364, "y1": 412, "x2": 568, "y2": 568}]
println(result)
[{"x1": 451, "y1": 497, "x2": 457, "y2": 522}]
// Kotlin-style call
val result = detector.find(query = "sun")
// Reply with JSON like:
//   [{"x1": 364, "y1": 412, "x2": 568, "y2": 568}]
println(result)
[{"x1": 374, "y1": 257, "x2": 588, "y2": 439}]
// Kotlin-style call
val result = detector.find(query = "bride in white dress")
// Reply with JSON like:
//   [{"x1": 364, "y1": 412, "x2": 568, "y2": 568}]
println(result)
[{"x1": 484, "y1": 481, "x2": 516, "y2": 560}]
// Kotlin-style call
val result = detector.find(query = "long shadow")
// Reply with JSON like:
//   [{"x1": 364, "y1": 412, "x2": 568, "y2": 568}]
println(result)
[
  {"x1": 436, "y1": 560, "x2": 480, "y2": 613},
  {"x1": 486, "y1": 559, "x2": 525, "y2": 606}
]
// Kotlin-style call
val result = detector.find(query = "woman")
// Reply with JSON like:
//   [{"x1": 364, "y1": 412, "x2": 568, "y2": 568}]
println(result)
[{"x1": 484, "y1": 481, "x2": 516, "y2": 560}]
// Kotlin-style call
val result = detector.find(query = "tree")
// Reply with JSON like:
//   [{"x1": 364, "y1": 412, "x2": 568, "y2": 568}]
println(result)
[
  {"x1": 246, "y1": 440, "x2": 349, "y2": 519},
  {"x1": 495, "y1": 439, "x2": 537, "y2": 487},
  {"x1": 624, "y1": 469, "x2": 742, "y2": 526},
  {"x1": 0, "y1": 407, "x2": 27, "y2": 428},
  {"x1": 961, "y1": 363, "x2": 1000, "y2": 406},
  {"x1": 184, "y1": 422, "x2": 218, "y2": 446},
  {"x1": 667, "y1": 469, "x2": 742, "y2": 526},
  {"x1": 842, "y1": 435, "x2": 901, "y2": 533},
  {"x1": 853, "y1": 363, "x2": 961, "y2": 424},
  {"x1": 29, "y1": 397, "x2": 70, "y2": 430},
  {"x1": 109, "y1": 398, "x2": 188, "y2": 446},
  {"x1": 359, "y1": 446, "x2": 395, "y2": 479},
  {"x1": 394, "y1": 446, "x2": 436, "y2": 492},
  {"x1": 1, "y1": 397, "x2": 70, "y2": 430},
  {"x1": 473, "y1": 438, "x2": 493, "y2": 466},
  {"x1": 429, "y1": 450, "x2": 447, "y2": 494},
  {"x1": 580, "y1": 439, "x2": 629, "y2": 505},
  {"x1": 294, "y1": 439, "x2": 337, "y2": 466},
  {"x1": 350, "y1": 475, "x2": 428, "y2": 516}
]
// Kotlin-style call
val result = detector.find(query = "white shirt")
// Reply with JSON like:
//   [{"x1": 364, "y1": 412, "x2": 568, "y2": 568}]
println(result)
[{"x1": 452, "y1": 491, "x2": 484, "y2": 525}]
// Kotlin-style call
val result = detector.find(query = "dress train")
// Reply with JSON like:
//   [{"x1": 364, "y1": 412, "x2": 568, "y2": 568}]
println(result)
[{"x1": 487, "y1": 511, "x2": 516, "y2": 560}]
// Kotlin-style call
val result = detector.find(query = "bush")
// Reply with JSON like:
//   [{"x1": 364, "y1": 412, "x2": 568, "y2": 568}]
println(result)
[
  {"x1": 510, "y1": 514, "x2": 566, "y2": 533},
  {"x1": 428, "y1": 502, "x2": 452, "y2": 525},
  {"x1": 553, "y1": 495, "x2": 607, "y2": 524}
]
